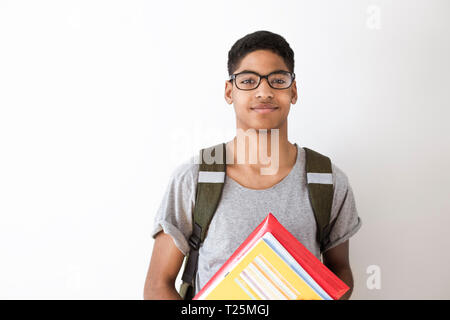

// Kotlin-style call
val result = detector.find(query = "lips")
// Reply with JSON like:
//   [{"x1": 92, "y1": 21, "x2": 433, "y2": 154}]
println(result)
[
  {"x1": 251, "y1": 104, "x2": 279, "y2": 114},
  {"x1": 251, "y1": 104, "x2": 278, "y2": 109}
]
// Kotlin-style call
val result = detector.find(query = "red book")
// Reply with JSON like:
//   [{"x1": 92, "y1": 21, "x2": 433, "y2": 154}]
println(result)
[{"x1": 193, "y1": 213, "x2": 349, "y2": 300}]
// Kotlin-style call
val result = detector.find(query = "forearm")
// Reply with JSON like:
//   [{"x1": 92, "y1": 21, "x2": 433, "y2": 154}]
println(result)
[
  {"x1": 143, "y1": 283, "x2": 183, "y2": 300},
  {"x1": 332, "y1": 267, "x2": 354, "y2": 300}
]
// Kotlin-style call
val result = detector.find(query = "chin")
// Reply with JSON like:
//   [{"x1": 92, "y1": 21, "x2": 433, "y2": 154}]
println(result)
[{"x1": 248, "y1": 122, "x2": 281, "y2": 131}]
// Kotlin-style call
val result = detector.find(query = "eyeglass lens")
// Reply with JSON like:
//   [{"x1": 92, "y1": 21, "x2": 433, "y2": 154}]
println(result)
[{"x1": 235, "y1": 72, "x2": 293, "y2": 90}]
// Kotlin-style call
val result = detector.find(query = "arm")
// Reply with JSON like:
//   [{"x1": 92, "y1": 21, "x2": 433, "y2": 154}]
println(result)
[
  {"x1": 143, "y1": 231, "x2": 186, "y2": 300},
  {"x1": 322, "y1": 240, "x2": 354, "y2": 300}
]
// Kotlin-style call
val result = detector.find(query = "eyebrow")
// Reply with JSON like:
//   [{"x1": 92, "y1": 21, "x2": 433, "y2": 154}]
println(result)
[{"x1": 237, "y1": 69, "x2": 289, "y2": 74}]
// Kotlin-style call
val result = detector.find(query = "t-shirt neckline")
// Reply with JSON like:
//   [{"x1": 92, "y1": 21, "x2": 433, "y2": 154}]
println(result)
[{"x1": 225, "y1": 143, "x2": 300, "y2": 192}]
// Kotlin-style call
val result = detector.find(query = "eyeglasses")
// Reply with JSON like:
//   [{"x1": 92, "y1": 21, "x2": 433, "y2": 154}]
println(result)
[{"x1": 229, "y1": 70, "x2": 295, "y2": 90}]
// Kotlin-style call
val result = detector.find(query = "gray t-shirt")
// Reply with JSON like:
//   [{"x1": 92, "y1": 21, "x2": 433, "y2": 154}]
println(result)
[{"x1": 151, "y1": 143, "x2": 362, "y2": 296}]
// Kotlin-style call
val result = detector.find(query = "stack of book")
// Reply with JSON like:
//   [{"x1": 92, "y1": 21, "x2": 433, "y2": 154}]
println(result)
[{"x1": 193, "y1": 213, "x2": 349, "y2": 300}]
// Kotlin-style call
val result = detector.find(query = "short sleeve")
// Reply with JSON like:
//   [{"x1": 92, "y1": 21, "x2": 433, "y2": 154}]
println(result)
[
  {"x1": 150, "y1": 156, "x2": 198, "y2": 256},
  {"x1": 321, "y1": 163, "x2": 362, "y2": 253}
]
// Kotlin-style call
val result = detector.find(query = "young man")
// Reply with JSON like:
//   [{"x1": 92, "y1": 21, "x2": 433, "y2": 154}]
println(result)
[{"x1": 143, "y1": 30, "x2": 362, "y2": 300}]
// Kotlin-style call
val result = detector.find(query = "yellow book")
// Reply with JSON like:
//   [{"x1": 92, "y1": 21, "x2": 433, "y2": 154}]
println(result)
[{"x1": 201, "y1": 233, "x2": 324, "y2": 300}]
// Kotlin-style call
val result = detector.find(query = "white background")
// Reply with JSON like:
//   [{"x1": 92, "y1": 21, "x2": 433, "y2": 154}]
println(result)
[{"x1": 0, "y1": 0, "x2": 449, "y2": 299}]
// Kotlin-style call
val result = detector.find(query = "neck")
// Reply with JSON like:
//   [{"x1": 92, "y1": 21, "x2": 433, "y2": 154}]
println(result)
[{"x1": 226, "y1": 127, "x2": 296, "y2": 176}]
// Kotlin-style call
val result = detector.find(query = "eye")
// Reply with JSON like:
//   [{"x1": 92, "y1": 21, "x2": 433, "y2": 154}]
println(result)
[{"x1": 271, "y1": 78, "x2": 286, "y2": 84}]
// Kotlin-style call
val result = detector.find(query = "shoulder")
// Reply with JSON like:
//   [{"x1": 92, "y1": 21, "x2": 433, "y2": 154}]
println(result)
[
  {"x1": 168, "y1": 154, "x2": 199, "y2": 188},
  {"x1": 300, "y1": 145, "x2": 351, "y2": 195},
  {"x1": 329, "y1": 159, "x2": 355, "y2": 210},
  {"x1": 300, "y1": 145, "x2": 349, "y2": 187},
  {"x1": 331, "y1": 162, "x2": 350, "y2": 191},
  {"x1": 329, "y1": 160, "x2": 359, "y2": 222}
]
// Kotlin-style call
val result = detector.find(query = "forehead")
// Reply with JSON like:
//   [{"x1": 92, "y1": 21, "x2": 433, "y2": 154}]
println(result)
[{"x1": 234, "y1": 49, "x2": 289, "y2": 74}]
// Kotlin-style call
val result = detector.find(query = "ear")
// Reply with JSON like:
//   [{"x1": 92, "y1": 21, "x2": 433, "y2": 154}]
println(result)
[
  {"x1": 291, "y1": 80, "x2": 298, "y2": 104},
  {"x1": 224, "y1": 80, "x2": 233, "y2": 104}
]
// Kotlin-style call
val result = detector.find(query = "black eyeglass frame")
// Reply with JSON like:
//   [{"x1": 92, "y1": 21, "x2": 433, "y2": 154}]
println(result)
[{"x1": 228, "y1": 70, "x2": 296, "y2": 90}]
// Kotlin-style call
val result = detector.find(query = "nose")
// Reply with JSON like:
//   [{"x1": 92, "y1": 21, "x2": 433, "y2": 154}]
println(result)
[{"x1": 255, "y1": 77, "x2": 274, "y2": 99}]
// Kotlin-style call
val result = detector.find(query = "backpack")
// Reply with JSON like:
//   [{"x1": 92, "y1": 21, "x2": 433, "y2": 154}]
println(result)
[{"x1": 178, "y1": 142, "x2": 334, "y2": 300}]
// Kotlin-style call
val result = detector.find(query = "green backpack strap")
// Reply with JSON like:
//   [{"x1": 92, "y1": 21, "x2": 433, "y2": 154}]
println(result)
[
  {"x1": 303, "y1": 147, "x2": 334, "y2": 253},
  {"x1": 179, "y1": 142, "x2": 226, "y2": 300}
]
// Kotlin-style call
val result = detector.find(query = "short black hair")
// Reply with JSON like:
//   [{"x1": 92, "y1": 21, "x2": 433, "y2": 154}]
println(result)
[{"x1": 227, "y1": 30, "x2": 295, "y2": 76}]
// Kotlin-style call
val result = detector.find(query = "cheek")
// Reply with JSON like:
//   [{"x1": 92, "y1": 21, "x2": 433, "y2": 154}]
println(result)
[
  {"x1": 233, "y1": 103, "x2": 250, "y2": 117},
  {"x1": 232, "y1": 93, "x2": 252, "y2": 111},
  {"x1": 279, "y1": 94, "x2": 293, "y2": 106}
]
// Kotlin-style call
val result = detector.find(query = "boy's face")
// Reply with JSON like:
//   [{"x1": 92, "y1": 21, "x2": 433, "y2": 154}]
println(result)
[{"x1": 225, "y1": 49, "x2": 298, "y2": 131}]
